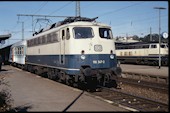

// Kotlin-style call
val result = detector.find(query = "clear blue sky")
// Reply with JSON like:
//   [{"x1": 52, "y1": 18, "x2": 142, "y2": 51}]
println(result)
[{"x1": 0, "y1": 1, "x2": 168, "y2": 47}]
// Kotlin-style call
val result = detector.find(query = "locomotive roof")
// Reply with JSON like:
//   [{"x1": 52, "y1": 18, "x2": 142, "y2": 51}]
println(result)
[{"x1": 32, "y1": 16, "x2": 110, "y2": 36}]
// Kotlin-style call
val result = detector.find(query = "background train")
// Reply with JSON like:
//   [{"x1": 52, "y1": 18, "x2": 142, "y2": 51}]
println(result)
[
  {"x1": 8, "y1": 16, "x2": 122, "y2": 90},
  {"x1": 0, "y1": 44, "x2": 12, "y2": 65},
  {"x1": 115, "y1": 42, "x2": 168, "y2": 66}
]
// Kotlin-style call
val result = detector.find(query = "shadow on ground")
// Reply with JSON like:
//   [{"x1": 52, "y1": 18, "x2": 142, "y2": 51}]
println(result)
[{"x1": 9, "y1": 104, "x2": 32, "y2": 112}]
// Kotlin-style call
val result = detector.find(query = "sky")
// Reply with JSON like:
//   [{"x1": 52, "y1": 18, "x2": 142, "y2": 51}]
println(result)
[{"x1": 0, "y1": 1, "x2": 168, "y2": 48}]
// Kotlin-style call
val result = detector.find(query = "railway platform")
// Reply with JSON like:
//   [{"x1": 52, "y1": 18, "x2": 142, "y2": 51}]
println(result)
[
  {"x1": 0, "y1": 65, "x2": 129, "y2": 112},
  {"x1": 120, "y1": 64, "x2": 168, "y2": 77}
]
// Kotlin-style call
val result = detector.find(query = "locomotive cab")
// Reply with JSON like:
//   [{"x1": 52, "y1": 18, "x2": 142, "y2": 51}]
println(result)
[{"x1": 63, "y1": 21, "x2": 122, "y2": 87}]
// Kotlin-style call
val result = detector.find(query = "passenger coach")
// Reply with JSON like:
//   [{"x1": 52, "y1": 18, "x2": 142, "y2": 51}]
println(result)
[
  {"x1": 9, "y1": 40, "x2": 27, "y2": 69},
  {"x1": 115, "y1": 42, "x2": 168, "y2": 66}
]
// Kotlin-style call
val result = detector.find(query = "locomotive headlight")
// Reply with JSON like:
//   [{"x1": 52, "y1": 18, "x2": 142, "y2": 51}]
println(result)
[
  {"x1": 81, "y1": 55, "x2": 86, "y2": 60},
  {"x1": 110, "y1": 54, "x2": 114, "y2": 59}
]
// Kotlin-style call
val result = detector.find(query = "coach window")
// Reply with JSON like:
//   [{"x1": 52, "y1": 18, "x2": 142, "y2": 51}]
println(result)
[
  {"x1": 151, "y1": 45, "x2": 157, "y2": 48},
  {"x1": 21, "y1": 47, "x2": 24, "y2": 55},
  {"x1": 160, "y1": 44, "x2": 166, "y2": 48},
  {"x1": 17, "y1": 47, "x2": 19, "y2": 55},
  {"x1": 20, "y1": 47, "x2": 22, "y2": 55},
  {"x1": 66, "y1": 28, "x2": 70, "y2": 40},
  {"x1": 18, "y1": 47, "x2": 21, "y2": 55},
  {"x1": 15, "y1": 47, "x2": 17, "y2": 55},
  {"x1": 120, "y1": 52, "x2": 123, "y2": 56}
]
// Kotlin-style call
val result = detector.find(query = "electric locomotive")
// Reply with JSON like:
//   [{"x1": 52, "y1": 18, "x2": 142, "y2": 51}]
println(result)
[{"x1": 13, "y1": 17, "x2": 122, "y2": 89}]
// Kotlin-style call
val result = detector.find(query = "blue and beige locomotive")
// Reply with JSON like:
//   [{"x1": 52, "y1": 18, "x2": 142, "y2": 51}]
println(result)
[{"x1": 10, "y1": 17, "x2": 122, "y2": 89}]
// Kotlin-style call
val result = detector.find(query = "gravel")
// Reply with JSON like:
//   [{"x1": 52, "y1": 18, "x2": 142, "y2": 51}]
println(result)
[{"x1": 119, "y1": 83, "x2": 168, "y2": 104}]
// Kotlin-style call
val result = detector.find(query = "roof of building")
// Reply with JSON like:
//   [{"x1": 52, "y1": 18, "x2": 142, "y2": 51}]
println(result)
[{"x1": 0, "y1": 34, "x2": 11, "y2": 41}]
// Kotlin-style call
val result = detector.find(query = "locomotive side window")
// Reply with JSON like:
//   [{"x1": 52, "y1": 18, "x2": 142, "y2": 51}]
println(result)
[
  {"x1": 42, "y1": 36, "x2": 46, "y2": 44},
  {"x1": 54, "y1": 32, "x2": 60, "y2": 42},
  {"x1": 38, "y1": 37, "x2": 42, "y2": 44},
  {"x1": 99, "y1": 28, "x2": 113, "y2": 39},
  {"x1": 73, "y1": 27, "x2": 93, "y2": 39},
  {"x1": 47, "y1": 34, "x2": 52, "y2": 43},
  {"x1": 62, "y1": 30, "x2": 65, "y2": 40},
  {"x1": 27, "y1": 40, "x2": 30, "y2": 47},
  {"x1": 52, "y1": 33, "x2": 57, "y2": 42},
  {"x1": 66, "y1": 28, "x2": 70, "y2": 40},
  {"x1": 35, "y1": 38, "x2": 38, "y2": 45},
  {"x1": 31, "y1": 39, "x2": 34, "y2": 46}
]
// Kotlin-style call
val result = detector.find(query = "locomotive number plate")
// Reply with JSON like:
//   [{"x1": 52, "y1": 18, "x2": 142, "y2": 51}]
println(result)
[{"x1": 93, "y1": 60, "x2": 105, "y2": 64}]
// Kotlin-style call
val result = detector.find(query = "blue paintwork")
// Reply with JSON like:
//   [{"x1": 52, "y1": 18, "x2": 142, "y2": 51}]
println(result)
[{"x1": 26, "y1": 54, "x2": 118, "y2": 75}]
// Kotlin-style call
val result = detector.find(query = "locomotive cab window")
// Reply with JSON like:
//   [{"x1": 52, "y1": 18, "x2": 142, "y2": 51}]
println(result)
[
  {"x1": 99, "y1": 28, "x2": 113, "y2": 39},
  {"x1": 73, "y1": 27, "x2": 93, "y2": 39}
]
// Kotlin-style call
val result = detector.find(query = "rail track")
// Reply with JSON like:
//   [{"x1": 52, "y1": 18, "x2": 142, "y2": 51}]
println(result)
[
  {"x1": 122, "y1": 72, "x2": 168, "y2": 84},
  {"x1": 117, "y1": 77, "x2": 168, "y2": 92},
  {"x1": 88, "y1": 73, "x2": 168, "y2": 112},
  {"x1": 90, "y1": 87, "x2": 168, "y2": 112}
]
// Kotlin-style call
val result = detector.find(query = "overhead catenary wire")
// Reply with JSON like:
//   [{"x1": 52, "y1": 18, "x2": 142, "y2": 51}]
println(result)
[
  {"x1": 48, "y1": 1, "x2": 74, "y2": 16},
  {"x1": 3, "y1": 1, "x2": 168, "y2": 46},
  {"x1": 97, "y1": 1, "x2": 146, "y2": 17},
  {"x1": 6, "y1": 1, "x2": 75, "y2": 46},
  {"x1": 11, "y1": 2, "x2": 49, "y2": 31}
]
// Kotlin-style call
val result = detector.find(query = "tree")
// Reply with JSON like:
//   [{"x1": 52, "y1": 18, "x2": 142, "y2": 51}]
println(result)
[{"x1": 132, "y1": 35, "x2": 140, "y2": 41}]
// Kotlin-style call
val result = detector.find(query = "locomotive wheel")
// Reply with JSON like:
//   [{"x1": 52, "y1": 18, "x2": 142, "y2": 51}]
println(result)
[
  {"x1": 162, "y1": 61, "x2": 168, "y2": 66},
  {"x1": 153, "y1": 61, "x2": 158, "y2": 66},
  {"x1": 136, "y1": 60, "x2": 141, "y2": 64},
  {"x1": 103, "y1": 74, "x2": 118, "y2": 88},
  {"x1": 85, "y1": 76, "x2": 98, "y2": 92},
  {"x1": 66, "y1": 75, "x2": 74, "y2": 86},
  {"x1": 21, "y1": 65, "x2": 24, "y2": 70},
  {"x1": 58, "y1": 72, "x2": 66, "y2": 83},
  {"x1": 47, "y1": 69, "x2": 56, "y2": 80}
]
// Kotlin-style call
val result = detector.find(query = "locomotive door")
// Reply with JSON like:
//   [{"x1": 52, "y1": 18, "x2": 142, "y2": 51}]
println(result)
[{"x1": 60, "y1": 29, "x2": 66, "y2": 64}]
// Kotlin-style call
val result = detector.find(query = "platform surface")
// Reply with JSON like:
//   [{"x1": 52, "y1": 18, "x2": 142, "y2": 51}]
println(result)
[
  {"x1": 120, "y1": 64, "x2": 168, "y2": 77},
  {"x1": 0, "y1": 65, "x2": 128, "y2": 112}
]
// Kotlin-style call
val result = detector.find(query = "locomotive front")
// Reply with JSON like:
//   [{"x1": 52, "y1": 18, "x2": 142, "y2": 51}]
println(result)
[{"x1": 69, "y1": 22, "x2": 122, "y2": 87}]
